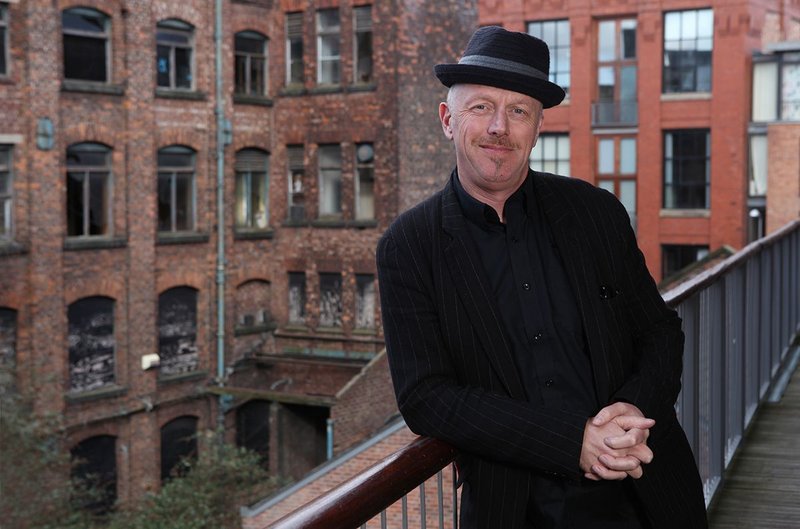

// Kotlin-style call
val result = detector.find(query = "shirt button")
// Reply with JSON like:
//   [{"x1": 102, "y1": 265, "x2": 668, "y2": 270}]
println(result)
[
  {"x1": 522, "y1": 282, "x2": 531, "y2": 291},
  {"x1": 533, "y1": 332, "x2": 542, "y2": 342},
  {"x1": 545, "y1": 379, "x2": 554, "y2": 387}
]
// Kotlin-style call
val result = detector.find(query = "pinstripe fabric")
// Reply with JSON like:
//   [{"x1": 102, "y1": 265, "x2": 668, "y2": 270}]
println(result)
[{"x1": 377, "y1": 170, "x2": 708, "y2": 529}]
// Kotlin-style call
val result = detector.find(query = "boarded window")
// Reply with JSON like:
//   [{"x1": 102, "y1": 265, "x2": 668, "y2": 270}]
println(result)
[
  {"x1": 71, "y1": 435, "x2": 117, "y2": 513},
  {"x1": 318, "y1": 272, "x2": 342, "y2": 328},
  {"x1": 236, "y1": 399, "x2": 270, "y2": 467},
  {"x1": 68, "y1": 297, "x2": 115, "y2": 392},
  {"x1": 158, "y1": 287, "x2": 198, "y2": 375},
  {"x1": 355, "y1": 274, "x2": 375, "y2": 329},
  {"x1": 160, "y1": 416, "x2": 198, "y2": 481},
  {"x1": 287, "y1": 272, "x2": 306, "y2": 325}
]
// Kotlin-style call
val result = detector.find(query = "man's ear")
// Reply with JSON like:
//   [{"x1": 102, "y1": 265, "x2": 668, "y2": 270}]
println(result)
[{"x1": 439, "y1": 102, "x2": 454, "y2": 140}]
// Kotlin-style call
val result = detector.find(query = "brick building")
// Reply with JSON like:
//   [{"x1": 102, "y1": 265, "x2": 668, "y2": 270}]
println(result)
[
  {"x1": 482, "y1": 0, "x2": 800, "y2": 282},
  {"x1": 0, "y1": 0, "x2": 475, "y2": 510}
]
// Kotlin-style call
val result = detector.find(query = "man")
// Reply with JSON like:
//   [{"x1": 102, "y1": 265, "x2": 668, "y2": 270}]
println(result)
[{"x1": 376, "y1": 26, "x2": 708, "y2": 529}]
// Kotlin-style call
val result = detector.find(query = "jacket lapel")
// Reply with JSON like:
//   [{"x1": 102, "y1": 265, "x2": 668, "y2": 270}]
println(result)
[{"x1": 440, "y1": 178, "x2": 527, "y2": 400}]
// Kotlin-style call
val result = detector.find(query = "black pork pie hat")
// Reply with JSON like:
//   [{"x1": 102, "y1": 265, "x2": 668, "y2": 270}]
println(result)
[{"x1": 434, "y1": 25, "x2": 566, "y2": 108}]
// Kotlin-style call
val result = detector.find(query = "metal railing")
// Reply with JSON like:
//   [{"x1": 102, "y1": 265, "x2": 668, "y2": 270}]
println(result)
[
  {"x1": 591, "y1": 100, "x2": 638, "y2": 127},
  {"x1": 264, "y1": 220, "x2": 800, "y2": 528}
]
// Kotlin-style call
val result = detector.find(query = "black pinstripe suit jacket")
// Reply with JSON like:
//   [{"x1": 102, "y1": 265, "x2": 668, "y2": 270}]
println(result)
[{"x1": 376, "y1": 170, "x2": 708, "y2": 529}]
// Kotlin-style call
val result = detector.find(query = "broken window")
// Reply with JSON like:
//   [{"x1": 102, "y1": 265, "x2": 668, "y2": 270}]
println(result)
[
  {"x1": 156, "y1": 19, "x2": 193, "y2": 89},
  {"x1": 236, "y1": 399, "x2": 270, "y2": 467},
  {"x1": 235, "y1": 280, "x2": 272, "y2": 330},
  {"x1": 0, "y1": 307, "x2": 16, "y2": 393},
  {"x1": 158, "y1": 287, "x2": 198, "y2": 376},
  {"x1": 67, "y1": 143, "x2": 112, "y2": 237},
  {"x1": 318, "y1": 272, "x2": 342, "y2": 328},
  {"x1": 71, "y1": 435, "x2": 117, "y2": 513},
  {"x1": 235, "y1": 148, "x2": 269, "y2": 230},
  {"x1": 287, "y1": 272, "x2": 306, "y2": 325},
  {"x1": 68, "y1": 297, "x2": 115, "y2": 392},
  {"x1": 355, "y1": 274, "x2": 375, "y2": 329},
  {"x1": 62, "y1": 7, "x2": 109, "y2": 82},
  {"x1": 160, "y1": 415, "x2": 198, "y2": 481}
]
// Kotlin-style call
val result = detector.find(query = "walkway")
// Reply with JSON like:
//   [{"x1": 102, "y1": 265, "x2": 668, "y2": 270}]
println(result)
[{"x1": 708, "y1": 348, "x2": 800, "y2": 529}]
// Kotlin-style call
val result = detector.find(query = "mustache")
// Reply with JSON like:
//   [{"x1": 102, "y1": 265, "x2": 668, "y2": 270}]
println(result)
[{"x1": 476, "y1": 137, "x2": 517, "y2": 149}]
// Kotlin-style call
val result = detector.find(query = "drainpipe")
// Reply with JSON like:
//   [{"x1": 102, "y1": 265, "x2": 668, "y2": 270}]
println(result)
[
  {"x1": 214, "y1": 0, "x2": 229, "y2": 444},
  {"x1": 326, "y1": 418, "x2": 334, "y2": 460}
]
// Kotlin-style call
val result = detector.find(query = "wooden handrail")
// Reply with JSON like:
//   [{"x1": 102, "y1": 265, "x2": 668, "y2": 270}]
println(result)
[{"x1": 266, "y1": 435, "x2": 458, "y2": 529}]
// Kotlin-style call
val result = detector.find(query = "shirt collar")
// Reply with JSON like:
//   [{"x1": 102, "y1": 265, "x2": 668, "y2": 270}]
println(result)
[{"x1": 453, "y1": 170, "x2": 530, "y2": 229}]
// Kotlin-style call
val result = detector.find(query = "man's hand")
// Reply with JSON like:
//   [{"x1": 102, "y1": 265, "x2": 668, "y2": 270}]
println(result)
[{"x1": 580, "y1": 402, "x2": 654, "y2": 481}]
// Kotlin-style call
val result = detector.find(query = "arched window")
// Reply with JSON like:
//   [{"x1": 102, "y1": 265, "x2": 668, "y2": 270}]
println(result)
[
  {"x1": 235, "y1": 148, "x2": 270, "y2": 230},
  {"x1": 62, "y1": 7, "x2": 110, "y2": 82},
  {"x1": 236, "y1": 399, "x2": 270, "y2": 467},
  {"x1": 67, "y1": 143, "x2": 112, "y2": 237},
  {"x1": 161, "y1": 416, "x2": 198, "y2": 481},
  {"x1": 158, "y1": 287, "x2": 198, "y2": 375},
  {"x1": 234, "y1": 31, "x2": 268, "y2": 96},
  {"x1": 71, "y1": 435, "x2": 117, "y2": 513},
  {"x1": 156, "y1": 19, "x2": 194, "y2": 89},
  {"x1": 157, "y1": 146, "x2": 195, "y2": 233},
  {"x1": 68, "y1": 297, "x2": 115, "y2": 392}
]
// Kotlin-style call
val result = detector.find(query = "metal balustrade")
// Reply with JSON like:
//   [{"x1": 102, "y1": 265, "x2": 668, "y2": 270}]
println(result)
[{"x1": 263, "y1": 219, "x2": 800, "y2": 529}]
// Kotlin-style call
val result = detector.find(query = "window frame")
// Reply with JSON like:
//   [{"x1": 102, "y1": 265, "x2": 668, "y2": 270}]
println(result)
[
  {"x1": 157, "y1": 145, "x2": 196, "y2": 233},
  {"x1": 527, "y1": 19, "x2": 570, "y2": 98},
  {"x1": 355, "y1": 273, "x2": 376, "y2": 330},
  {"x1": 752, "y1": 51, "x2": 800, "y2": 122},
  {"x1": 156, "y1": 19, "x2": 194, "y2": 90},
  {"x1": 355, "y1": 142, "x2": 374, "y2": 221},
  {"x1": 317, "y1": 144, "x2": 342, "y2": 218},
  {"x1": 62, "y1": 7, "x2": 110, "y2": 83},
  {"x1": 71, "y1": 435, "x2": 117, "y2": 514},
  {"x1": 316, "y1": 8, "x2": 341, "y2": 85},
  {"x1": 68, "y1": 296, "x2": 116, "y2": 392},
  {"x1": 530, "y1": 133, "x2": 570, "y2": 176},
  {"x1": 0, "y1": 145, "x2": 12, "y2": 240},
  {"x1": 234, "y1": 30, "x2": 268, "y2": 97},
  {"x1": 234, "y1": 148, "x2": 270, "y2": 231},
  {"x1": 285, "y1": 12, "x2": 304, "y2": 86},
  {"x1": 287, "y1": 271, "x2": 307, "y2": 325},
  {"x1": 663, "y1": 129, "x2": 711, "y2": 210},
  {"x1": 66, "y1": 142, "x2": 113, "y2": 238},
  {"x1": 353, "y1": 5, "x2": 373, "y2": 85},
  {"x1": 0, "y1": 3, "x2": 9, "y2": 77},
  {"x1": 662, "y1": 244, "x2": 709, "y2": 280},
  {"x1": 157, "y1": 287, "x2": 199, "y2": 376},
  {"x1": 318, "y1": 272, "x2": 343, "y2": 328},
  {"x1": 287, "y1": 144, "x2": 306, "y2": 221},
  {"x1": 662, "y1": 8, "x2": 714, "y2": 94},
  {"x1": 596, "y1": 135, "x2": 637, "y2": 230}
]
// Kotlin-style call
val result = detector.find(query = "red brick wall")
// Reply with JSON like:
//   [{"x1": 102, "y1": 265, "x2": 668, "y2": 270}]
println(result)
[{"x1": 766, "y1": 123, "x2": 800, "y2": 233}]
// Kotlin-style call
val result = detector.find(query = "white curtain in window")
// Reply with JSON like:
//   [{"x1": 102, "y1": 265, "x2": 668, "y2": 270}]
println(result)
[
  {"x1": 749, "y1": 135, "x2": 768, "y2": 196},
  {"x1": 752, "y1": 62, "x2": 778, "y2": 122}
]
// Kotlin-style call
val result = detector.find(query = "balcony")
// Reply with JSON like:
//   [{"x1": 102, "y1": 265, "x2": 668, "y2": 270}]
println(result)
[
  {"x1": 247, "y1": 219, "x2": 800, "y2": 529},
  {"x1": 592, "y1": 100, "x2": 638, "y2": 127}
]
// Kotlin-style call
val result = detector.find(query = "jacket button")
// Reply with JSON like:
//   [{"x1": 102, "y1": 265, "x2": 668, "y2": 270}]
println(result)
[
  {"x1": 545, "y1": 379, "x2": 554, "y2": 387},
  {"x1": 522, "y1": 282, "x2": 531, "y2": 291}
]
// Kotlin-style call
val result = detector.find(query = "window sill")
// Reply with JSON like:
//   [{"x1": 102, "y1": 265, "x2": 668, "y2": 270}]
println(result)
[
  {"x1": 659, "y1": 209, "x2": 711, "y2": 218},
  {"x1": 280, "y1": 85, "x2": 307, "y2": 97},
  {"x1": 310, "y1": 218, "x2": 378, "y2": 229},
  {"x1": 64, "y1": 236, "x2": 127, "y2": 251},
  {"x1": 61, "y1": 79, "x2": 125, "y2": 96},
  {"x1": 348, "y1": 83, "x2": 377, "y2": 93},
  {"x1": 66, "y1": 384, "x2": 127, "y2": 404},
  {"x1": 660, "y1": 92, "x2": 712, "y2": 102},
  {"x1": 316, "y1": 326, "x2": 344, "y2": 334},
  {"x1": 353, "y1": 328, "x2": 377, "y2": 336},
  {"x1": 235, "y1": 322, "x2": 278, "y2": 336},
  {"x1": 282, "y1": 218, "x2": 310, "y2": 227},
  {"x1": 282, "y1": 324, "x2": 310, "y2": 333},
  {"x1": 156, "y1": 232, "x2": 210, "y2": 245},
  {"x1": 155, "y1": 88, "x2": 207, "y2": 101},
  {"x1": 309, "y1": 84, "x2": 343, "y2": 95},
  {"x1": 0, "y1": 241, "x2": 27, "y2": 257},
  {"x1": 233, "y1": 93, "x2": 274, "y2": 106},
  {"x1": 0, "y1": 76, "x2": 15, "y2": 86},
  {"x1": 158, "y1": 369, "x2": 209, "y2": 385},
  {"x1": 234, "y1": 228, "x2": 275, "y2": 241}
]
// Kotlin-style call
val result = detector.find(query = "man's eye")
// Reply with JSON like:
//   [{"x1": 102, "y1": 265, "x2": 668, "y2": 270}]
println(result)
[{"x1": 512, "y1": 108, "x2": 527, "y2": 115}]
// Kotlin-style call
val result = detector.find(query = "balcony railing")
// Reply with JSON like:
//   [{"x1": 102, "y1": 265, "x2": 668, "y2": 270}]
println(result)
[
  {"x1": 264, "y1": 219, "x2": 800, "y2": 529},
  {"x1": 591, "y1": 100, "x2": 638, "y2": 127}
]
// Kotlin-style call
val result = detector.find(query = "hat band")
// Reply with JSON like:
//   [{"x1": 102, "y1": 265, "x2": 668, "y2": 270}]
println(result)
[{"x1": 457, "y1": 54, "x2": 549, "y2": 81}]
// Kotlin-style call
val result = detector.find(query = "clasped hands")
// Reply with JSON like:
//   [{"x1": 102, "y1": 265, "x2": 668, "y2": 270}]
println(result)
[{"x1": 580, "y1": 401, "x2": 654, "y2": 481}]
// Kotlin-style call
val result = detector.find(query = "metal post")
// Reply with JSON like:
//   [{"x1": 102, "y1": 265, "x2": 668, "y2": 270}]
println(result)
[{"x1": 214, "y1": 0, "x2": 227, "y2": 444}]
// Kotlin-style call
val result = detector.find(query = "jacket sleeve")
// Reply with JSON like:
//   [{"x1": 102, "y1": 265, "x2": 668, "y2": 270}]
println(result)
[{"x1": 376, "y1": 219, "x2": 588, "y2": 480}]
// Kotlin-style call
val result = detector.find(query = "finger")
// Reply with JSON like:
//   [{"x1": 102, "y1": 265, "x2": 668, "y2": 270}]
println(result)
[
  {"x1": 626, "y1": 466, "x2": 644, "y2": 479},
  {"x1": 591, "y1": 463, "x2": 628, "y2": 481},
  {"x1": 592, "y1": 402, "x2": 631, "y2": 425},
  {"x1": 585, "y1": 472, "x2": 601, "y2": 481},
  {"x1": 613, "y1": 415, "x2": 655, "y2": 431},
  {"x1": 604, "y1": 427, "x2": 649, "y2": 449},
  {"x1": 627, "y1": 444, "x2": 654, "y2": 465},
  {"x1": 598, "y1": 454, "x2": 643, "y2": 472}
]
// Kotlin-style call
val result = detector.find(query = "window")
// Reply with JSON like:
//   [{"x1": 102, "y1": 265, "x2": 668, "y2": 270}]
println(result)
[
  {"x1": 235, "y1": 148, "x2": 269, "y2": 230},
  {"x1": 71, "y1": 436, "x2": 116, "y2": 513},
  {"x1": 67, "y1": 143, "x2": 112, "y2": 237},
  {"x1": 752, "y1": 52, "x2": 800, "y2": 122},
  {"x1": 236, "y1": 400, "x2": 270, "y2": 467},
  {"x1": 530, "y1": 134, "x2": 570, "y2": 176},
  {"x1": 62, "y1": 7, "x2": 109, "y2": 82},
  {"x1": 286, "y1": 12, "x2": 304, "y2": 86},
  {"x1": 353, "y1": 6, "x2": 372, "y2": 84},
  {"x1": 663, "y1": 9, "x2": 713, "y2": 94},
  {"x1": 749, "y1": 134, "x2": 767, "y2": 197},
  {"x1": 0, "y1": 307, "x2": 16, "y2": 392},
  {"x1": 158, "y1": 287, "x2": 198, "y2": 376},
  {"x1": 68, "y1": 297, "x2": 115, "y2": 392},
  {"x1": 597, "y1": 137, "x2": 637, "y2": 229},
  {"x1": 318, "y1": 144, "x2": 342, "y2": 218},
  {"x1": 287, "y1": 272, "x2": 306, "y2": 325},
  {"x1": 160, "y1": 416, "x2": 198, "y2": 481},
  {"x1": 318, "y1": 272, "x2": 342, "y2": 328},
  {"x1": 287, "y1": 145, "x2": 305, "y2": 221},
  {"x1": 0, "y1": 3, "x2": 8, "y2": 76},
  {"x1": 1, "y1": 146, "x2": 12, "y2": 239},
  {"x1": 594, "y1": 19, "x2": 637, "y2": 126},
  {"x1": 316, "y1": 9, "x2": 340, "y2": 84},
  {"x1": 235, "y1": 280, "x2": 272, "y2": 330},
  {"x1": 663, "y1": 130, "x2": 710, "y2": 209},
  {"x1": 355, "y1": 143, "x2": 374, "y2": 220},
  {"x1": 235, "y1": 31, "x2": 267, "y2": 96},
  {"x1": 157, "y1": 146, "x2": 195, "y2": 233},
  {"x1": 355, "y1": 274, "x2": 375, "y2": 329},
  {"x1": 156, "y1": 19, "x2": 193, "y2": 89},
  {"x1": 527, "y1": 20, "x2": 570, "y2": 97},
  {"x1": 662, "y1": 244, "x2": 709, "y2": 279}
]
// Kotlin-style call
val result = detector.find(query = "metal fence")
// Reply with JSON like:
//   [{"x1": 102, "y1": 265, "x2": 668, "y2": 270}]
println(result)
[{"x1": 265, "y1": 220, "x2": 800, "y2": 529}]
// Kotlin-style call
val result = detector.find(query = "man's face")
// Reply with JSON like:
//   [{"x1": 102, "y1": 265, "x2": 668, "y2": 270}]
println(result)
[{"x1": 439, "y1": 84, "x2": 543, "y2": 197}]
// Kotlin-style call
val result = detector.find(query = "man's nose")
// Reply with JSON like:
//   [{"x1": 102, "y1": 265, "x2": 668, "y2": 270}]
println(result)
[{"x1": 487, "y1": 109, "x2": 509, "y2": 136}]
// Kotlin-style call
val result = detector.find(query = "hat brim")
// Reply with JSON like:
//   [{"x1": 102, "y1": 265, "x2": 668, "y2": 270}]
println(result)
[{"x1": 434, "y1": 64, "x2": 565, "y2": 109}]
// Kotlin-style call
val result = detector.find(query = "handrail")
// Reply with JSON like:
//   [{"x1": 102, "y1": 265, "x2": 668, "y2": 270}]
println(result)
[{"x1": 266, "y1": 436, "x2": 457, "y2": 529}]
